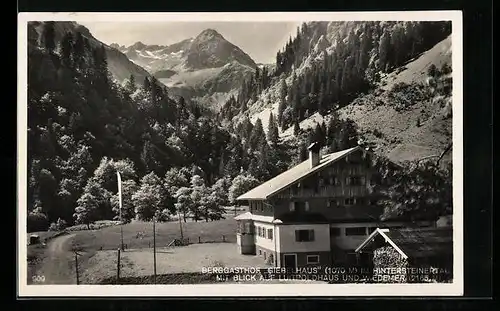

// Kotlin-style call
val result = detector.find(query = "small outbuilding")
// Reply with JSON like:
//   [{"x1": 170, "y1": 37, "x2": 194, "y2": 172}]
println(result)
[
  {"x1": 355, "y1": 227, "x2": 453, "y2": 283},
  {"x1": 29, "y1": 234, "x2": 40, "y2": 245}
]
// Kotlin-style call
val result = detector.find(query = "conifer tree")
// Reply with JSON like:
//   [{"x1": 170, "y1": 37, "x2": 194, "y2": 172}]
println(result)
[
  {"x1": 293, "y1": 120, "x2": 300, "y2": 136},
  {"x1": 61, "y1": 32, "x2": 74, "y2": 67},
  {"x1": 267, "y1": 112, "x2": 279, "y2": 145},
  {"x1": 41, "y1": 21, "x2": 56, "y2": 54}
]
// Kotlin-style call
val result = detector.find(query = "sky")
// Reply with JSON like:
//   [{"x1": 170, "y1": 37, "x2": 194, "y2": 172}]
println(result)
[{"x1": 80, "y1": 22, "x2": 302, "y2": 64}]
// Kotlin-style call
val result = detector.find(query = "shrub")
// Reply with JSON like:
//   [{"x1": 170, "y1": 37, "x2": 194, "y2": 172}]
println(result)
[
  {"x1": 56, "y1": 218, "x2": 68, "y2": 230},
  {"x1": 27, "y1": 211, "x2": 49, "y2": 232},
  {"x1": 265, "y1": 254, "x2": 275, "y2": 266},
  {"x1": 427, "y1": 64, "x2": 438, "y2": 77},
  {"x1": 373, "y1": 129, "x2": 384, "y2": 138},
  {"x1": 373, "y1": 246, "x2": 408, "y2": 283},
  {"x1": 440, "y1": 63, "x2": 452, "y2": 75},
  {"x1": 391, "y1": 82, "x2": 409, "y2": 93},
  {"x1": 48, "y1": 222, "x2": 58, "y2": 231}
]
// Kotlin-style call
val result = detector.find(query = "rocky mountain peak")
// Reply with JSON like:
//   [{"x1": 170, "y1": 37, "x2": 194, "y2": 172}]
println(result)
[
  {"x1": 186, "y1": 28, "x2": 256, "y2": 70},
  {"x1": 129, "y1": 41, "x2": 147, "y2": 50},
  {"x1": 196, "y1": 28, "x2": 225, "y2": 41}
]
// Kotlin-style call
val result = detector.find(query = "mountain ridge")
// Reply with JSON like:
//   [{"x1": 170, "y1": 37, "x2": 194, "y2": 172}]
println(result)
[
  {"x1": 28, "y1": 21, "x2": 152, "y2": 86},
  {"x1": 116, "y1": 28, "x2": 258, "y2": 109},
  {"x1": 225, "y1": 21, "x2": 452, "y2": 166}
]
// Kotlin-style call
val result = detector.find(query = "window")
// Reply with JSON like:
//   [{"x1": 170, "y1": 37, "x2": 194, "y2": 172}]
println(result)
[
  {"x1": 306, "y1": 255, "x2": 320, "y2": 264},
  {"x1": 294, "y1": 201, "x2": 306, "y2": 212},
  {"x1": 327, "y1": 200, "x2": 339, "y2": 208},
  {"x1": 267, "y1": 228, "x2": 273, "y2": 240},
  {"x1": 318, "y1": 177, "x2": 325, "y2": 188},
  {"x1": 289, "y1": 202, "x2": 295, "y2": 212},
  {"x1": 330, "y1": 227, "x2": 341, "y2": 237},
  {"x1": 329, "y1": 175, "x2": 339, "y2": 186},
  {"x1": 253, "y1": 201, "x2": 263, "y2": 212},
  {"x1": 345, "y1": 176, "x2": 352, "y2": 185},
  {"x1": 350, "y1": 176, "x2": 366, "y2": 186},
  {"x1": 295, "y1": 229, "x2": 315, "y2": 242},
  {"x1": 245, "y1": 223, "x2": 254, "y2": 234},
  {"x1": 345, "y1": 227, "x2": 366, "y2": 236},
  {"x1": 305, "y1": 202, "x2": 310, "y2": 211},
  {"x1": 345, "y1": 198, "x2": 355, "y2": 205}
]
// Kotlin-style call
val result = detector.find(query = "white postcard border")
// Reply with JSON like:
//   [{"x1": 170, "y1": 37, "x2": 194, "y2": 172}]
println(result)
[{"x1": 17, "y1": 10, "x2": 464, "y2": 297}]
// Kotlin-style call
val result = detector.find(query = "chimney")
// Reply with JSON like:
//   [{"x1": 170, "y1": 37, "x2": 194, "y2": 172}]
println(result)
[{"x1": 307, "y1": 142, "x2": 321, "y2": 168}]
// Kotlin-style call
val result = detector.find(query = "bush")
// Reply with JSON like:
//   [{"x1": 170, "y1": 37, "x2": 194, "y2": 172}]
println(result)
[
  {"x1": 27, "y1": 211, "x2": 49, "y2": 232},
  {"x1": 48, "y1": 218, "x2": 68, "y2": 231},
  {"x1": 440, "y1": 63, "x2": 452, "y2": 75},
  {"x1": 56, "y1": 218, "x2": 68, "y2": 230},
  {"x1": 391, "y1": 82, "x2": 409, "y2": 93},
  {"x1": 427, "y1": 64, "x2": 438, "y2": 77},
  {"x1": 373, "y1": 129, "x2": 384, "y2": 138},
  {"x1": 373, "y1": 246, "x2": 408, "y2": 283},
  {"x1": 48, "y1": 222, "x2": 58, "y2": 231}
]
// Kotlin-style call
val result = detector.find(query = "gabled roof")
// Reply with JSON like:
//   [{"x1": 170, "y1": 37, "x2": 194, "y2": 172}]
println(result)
[
  {"x1": 355, "y1": 227, "x2": 453, "y2": 259},
  {"x1": 234, "y1": 212, "x2": 274, "y2": 223},
  {"x1": 236, "y1": 146, "x2": 362, "y2": 200}
]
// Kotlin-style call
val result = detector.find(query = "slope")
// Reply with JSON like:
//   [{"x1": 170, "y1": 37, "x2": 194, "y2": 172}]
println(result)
[
  {"x1": 339, "y1": 35, "x2": 453, "y2": 164},
  {"x1": 242, "y1": 35, "x2": 453, "y2": 165},
  {"x1": 28, "y1": 21, "x2": 151, "y2": 86}
]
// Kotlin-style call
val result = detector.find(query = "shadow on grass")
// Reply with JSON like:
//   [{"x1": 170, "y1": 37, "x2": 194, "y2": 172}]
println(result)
[{"x1": 100, "y1": 272, "x2": 222, "y2": 284}]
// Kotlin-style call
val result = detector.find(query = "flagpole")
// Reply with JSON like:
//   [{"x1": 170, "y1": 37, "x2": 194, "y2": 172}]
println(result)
[{"x1": 117, "y1": 171, "x2": 124, "y2": 251}]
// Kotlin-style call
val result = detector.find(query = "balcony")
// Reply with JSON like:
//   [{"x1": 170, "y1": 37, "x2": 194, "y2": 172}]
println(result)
[{"x1": 275, "y1": 185, "x2": 369, "y2": 199}]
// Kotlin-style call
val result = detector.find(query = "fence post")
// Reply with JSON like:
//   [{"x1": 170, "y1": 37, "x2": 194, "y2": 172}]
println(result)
[
  {"x1": 75, "y1": 252, "x2": 79, "y2": 285},
  {"x1": 187, "y1": 237, "x2": 189, "y2": 244},
  {"x1": 198, "y1": 236, "x2": 201, "y2": 244},
  {"x1": 222, "y1": 235, "x2": 225, "y2": 242},
  {"x1": 117, "y1": 248, "x2": 121, "y2": 284}
]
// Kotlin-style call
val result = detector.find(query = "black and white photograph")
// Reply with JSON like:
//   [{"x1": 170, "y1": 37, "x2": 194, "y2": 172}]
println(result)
[{"x1": 18, "y1": 12, "x2": 463, "y2": 297}]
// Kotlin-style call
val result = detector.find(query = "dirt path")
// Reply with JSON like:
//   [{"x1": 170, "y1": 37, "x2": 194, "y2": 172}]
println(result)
[{"x1": 35, "y1": 233, "x2": 77, "y2": 285}]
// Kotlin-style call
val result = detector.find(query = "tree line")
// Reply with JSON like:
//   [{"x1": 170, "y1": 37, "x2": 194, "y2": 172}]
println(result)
[
  {"x1": 27, "y1": 22, "x2": 291, "y2": 231},
  {"x1": 27, "y1": 21, "x2": 453, "y2": 232},
  {"x1": 220, "y1": 21, "x2": 451, "y2": 132}
]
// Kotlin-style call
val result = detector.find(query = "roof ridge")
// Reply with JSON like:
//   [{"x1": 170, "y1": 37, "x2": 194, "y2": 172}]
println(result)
[{"x1": 237, "y1": 146, "x2": 362, "y2": 200}]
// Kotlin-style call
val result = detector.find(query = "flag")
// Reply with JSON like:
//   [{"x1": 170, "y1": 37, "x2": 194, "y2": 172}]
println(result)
[{"x1": 117, "y1": 171, "x2": 123, "y2": 222}]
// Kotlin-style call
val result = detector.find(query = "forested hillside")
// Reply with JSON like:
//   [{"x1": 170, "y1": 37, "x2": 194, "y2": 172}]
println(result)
[
  {"x1": 218, "y1": 21, "x2": 452, "y2": 162},
  {"x1": 218, "y1": 20, "x2": 453, "y2": 222},
  {"x1": 26, "y1": 21, "x2": 453, "y2": 232},
  {"x1": 27, "y1": 22, "x2": 293, "y2": 231}
]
